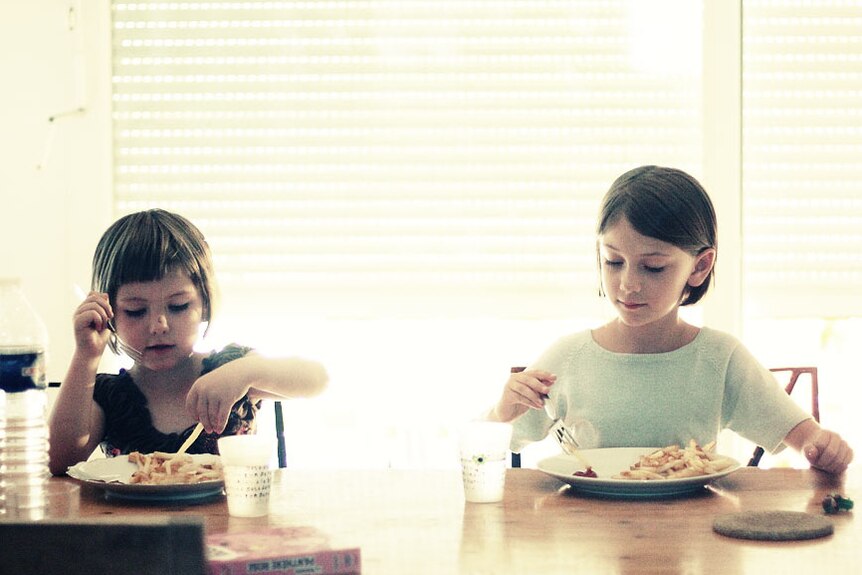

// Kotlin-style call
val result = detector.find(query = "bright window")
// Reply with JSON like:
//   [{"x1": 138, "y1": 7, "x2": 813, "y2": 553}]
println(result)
[
  {"x1": 111, "y1": 1, "x2": 706, "y2": 468},
  {"x1": 740, "y1": 0, "x2": 862, "y2": 468},
  {"x1": 110, "y1": 1, "x2": 860, "y2": 469},
  {"x1": 742, "y1": 0, "x2": 862, "y2": 319},
  {"x1": 111, "y1": 0, "x2": 704, "y2": 324}
]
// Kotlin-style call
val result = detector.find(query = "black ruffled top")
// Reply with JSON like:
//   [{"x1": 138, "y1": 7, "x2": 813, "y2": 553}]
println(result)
[{"x1": 93, "y1": 343, "x2": 259, "y2": 457}]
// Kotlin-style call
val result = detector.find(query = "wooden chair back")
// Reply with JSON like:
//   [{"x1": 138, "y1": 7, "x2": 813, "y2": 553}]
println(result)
[
  {"x1": 274, "y1": 400, "x2": 287, "y2": 468},
  {"x1": 747, "y1": 366, "x2": 820, "y2": 467},
  {"x1": 509, "y1": 367, "x2": 526, "y2": 468}
]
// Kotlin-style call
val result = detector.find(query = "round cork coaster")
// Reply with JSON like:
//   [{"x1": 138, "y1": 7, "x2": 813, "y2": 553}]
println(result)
[{"x1": 713, "y1": 511, "x2": 833, "y2": 541}]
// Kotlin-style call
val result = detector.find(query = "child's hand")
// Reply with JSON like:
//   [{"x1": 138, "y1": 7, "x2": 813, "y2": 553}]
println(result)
[
  {"x1": 185, "y1": 368, "x2": 250, "y2": 434},
  {"x1": 492, "y1": 369, "x2": 556, "y2": 422},
  {"x1": 71, "y1": 291, "x2": 112, "y2": 359},
  {"x1": 803, "y1": 429, "x2": 853, "y2": 475}
]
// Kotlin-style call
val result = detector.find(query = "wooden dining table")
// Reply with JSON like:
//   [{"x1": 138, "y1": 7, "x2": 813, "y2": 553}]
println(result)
[{"x1": 19, "y1": 465, "x2": 862, "y2": 574}]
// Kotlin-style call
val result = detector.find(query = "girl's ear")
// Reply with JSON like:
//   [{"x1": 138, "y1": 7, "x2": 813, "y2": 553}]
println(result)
[{"x1": 688, "y1": 248, "x2": 716, "y2": 287}]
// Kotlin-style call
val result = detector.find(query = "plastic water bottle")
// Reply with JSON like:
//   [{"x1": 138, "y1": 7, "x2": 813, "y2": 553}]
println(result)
[{"x1": 0, "y1": 277, "x2": 50, "y2": 516}]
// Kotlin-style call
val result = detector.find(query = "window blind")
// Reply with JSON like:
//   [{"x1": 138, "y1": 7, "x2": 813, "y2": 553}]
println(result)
[
  {"x1": 111, "y1": 0, "x2": 703, "y2": 320},
  {"x1": 742, "y1": 0, "x2": 862, "y2": 319}
]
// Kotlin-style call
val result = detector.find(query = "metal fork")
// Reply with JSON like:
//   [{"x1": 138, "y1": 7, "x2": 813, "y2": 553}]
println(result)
[
  {"x1": 106, "y1": 319, "x2": 144, "y2": 362},
  {"x1": 556, "y1": 426, "x2": 593, "y2": 469},
  {"x1": 545, "y1": 397, "x2": 593, "y2": 468},
  {"x1": 555, "y1": 426, "x2": 582, "y2": 455}
]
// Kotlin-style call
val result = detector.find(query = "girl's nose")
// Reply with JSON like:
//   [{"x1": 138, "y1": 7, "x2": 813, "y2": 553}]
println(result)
[
  {"x1": 149, "y1": 314, "x2": 169, "y2": 334},
  {"x1": 620, "y1": 267, "x2": 640, "y2": 294}
]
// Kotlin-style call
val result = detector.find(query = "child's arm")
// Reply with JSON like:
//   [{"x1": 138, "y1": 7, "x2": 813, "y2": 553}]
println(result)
[
  {"x1": 487, "y1": 369, "x2": 556, "y2": 423},
  {"x1": 185, "y1": 353, "x2": 328, "y2": 434},
  {"x1": 783, "y1": 418, "x2": 853, "y2": 475},
  {"x1": 48, "y1": 293, "x2": 112, "y2": 475}
]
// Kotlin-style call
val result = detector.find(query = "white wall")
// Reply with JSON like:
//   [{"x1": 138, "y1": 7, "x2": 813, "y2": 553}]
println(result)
[{"x1": 1, "y1": 0, "x2": 112, "y2": 381}]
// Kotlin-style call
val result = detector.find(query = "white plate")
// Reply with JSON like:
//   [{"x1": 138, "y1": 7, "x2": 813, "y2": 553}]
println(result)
[
  {"x1": 537, "y1": 447, "x2": 741, "y2": 499},
  {"x1": 67, "y1": 454, "x2": 224, "y2": 504}
]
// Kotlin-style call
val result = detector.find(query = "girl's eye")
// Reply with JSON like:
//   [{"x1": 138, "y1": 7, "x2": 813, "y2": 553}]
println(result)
[
  {"x1": 124, "y1": 309, "x2": 146, "y2": 318},
  {"x1": 168, "y1": 303, "x2": 190, "y2": 313},
  {"x1": 644, "y1": 266, "x2": 665, "y2": 274},
  {"x1": 603, "y1": 259, "x2": 623, "y2": 268}
]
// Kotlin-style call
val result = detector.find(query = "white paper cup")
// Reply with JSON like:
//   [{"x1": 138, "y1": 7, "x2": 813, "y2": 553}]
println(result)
[
  {"x1": 218, "y1": 434, "x2": 275, "y2": 517},
  {"x1": 459, "y1": 422, "x2": 513, "y2": 503}
]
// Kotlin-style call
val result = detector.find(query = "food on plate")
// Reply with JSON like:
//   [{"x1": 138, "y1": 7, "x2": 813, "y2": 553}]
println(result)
[
  {"x1": 613, "y1": 440, "x2": 734, "y2": 480},
  {"x1": 128, "y1": 451, "x2": 223, "y2": 485},
  {"x1": 573, "y1": 466, "x2": 598, "y2": 478}
]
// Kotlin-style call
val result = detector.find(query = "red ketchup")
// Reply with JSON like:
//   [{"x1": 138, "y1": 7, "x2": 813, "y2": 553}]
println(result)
[{"x1": 573, "y1": 467, "x2": 597, "y2": 478}]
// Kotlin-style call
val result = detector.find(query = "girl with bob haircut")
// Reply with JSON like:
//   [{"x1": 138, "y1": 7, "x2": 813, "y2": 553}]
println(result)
[
  {"x1": 489, "y1": 165, "x2": 852, "y2": 475},
  {"x1": 49, "y1": 209, "x2": 328, "y2": 475}
]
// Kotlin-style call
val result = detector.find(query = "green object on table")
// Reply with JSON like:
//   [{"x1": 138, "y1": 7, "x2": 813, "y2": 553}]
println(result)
[{"x1": 822, "y1": 493, "x2": 854, "y2": 514}]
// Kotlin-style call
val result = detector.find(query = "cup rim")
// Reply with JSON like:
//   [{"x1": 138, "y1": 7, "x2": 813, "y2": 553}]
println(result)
[{"x1": 217, "y1": 433, "x2": 275, "y2": 464}]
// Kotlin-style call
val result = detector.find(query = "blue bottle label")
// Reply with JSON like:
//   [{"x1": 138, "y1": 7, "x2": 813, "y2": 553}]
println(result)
[{"x1": 0, "y1": 348, "x2": 47, "y2": 393}]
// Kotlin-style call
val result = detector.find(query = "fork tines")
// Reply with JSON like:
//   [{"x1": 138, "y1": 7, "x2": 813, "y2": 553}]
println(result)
[
  {"x1": 107, "y1": 319, "x2": 144, "y2": 362},
  {"x1": 555, "y1": 427, "x2": 579, "y2": 450},
  {"x1": 555, "y1": 426, "x2": 593, "y2": 468}
]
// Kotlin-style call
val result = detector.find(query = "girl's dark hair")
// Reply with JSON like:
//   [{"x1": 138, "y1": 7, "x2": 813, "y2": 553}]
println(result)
[
  {"x1": 92, "y1": 209, "x2": 217, "y2": 350},
  {"x1": 597, "y1": 165, "x2": 717, "y2": 306}
]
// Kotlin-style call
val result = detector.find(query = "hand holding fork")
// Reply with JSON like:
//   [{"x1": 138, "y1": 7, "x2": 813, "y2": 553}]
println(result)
[
  {"x1": 73, "y1": 284, "x2": 144, "y2": 362},
  {"x1": 510, "y1": 367, "x2": 592, "y2": 469}
]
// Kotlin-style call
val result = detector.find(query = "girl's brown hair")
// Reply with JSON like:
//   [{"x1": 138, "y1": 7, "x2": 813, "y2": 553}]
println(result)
[
  {"x1": 91, "y1": 209, "x2": 217, "y2": 352},
  {"x1": 597, "y1": 165, "x2": 717, "y2": 306}
]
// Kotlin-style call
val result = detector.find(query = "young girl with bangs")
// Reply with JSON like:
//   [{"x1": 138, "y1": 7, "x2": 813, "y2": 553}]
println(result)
[
  {"x1": 489, "y1": 165, "x2": 852, "y2": 475},
  {"x1": 49, "y1": 209, "x2": 328, "y2": 475}
]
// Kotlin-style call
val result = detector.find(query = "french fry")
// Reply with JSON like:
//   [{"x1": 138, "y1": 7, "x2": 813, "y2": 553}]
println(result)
[
  {"x1": 127, "y1": 451, "x2": 224, "y2": 485},
  {"x1": 612, "y1": 440, "x2": 735, "y2": 481}
]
